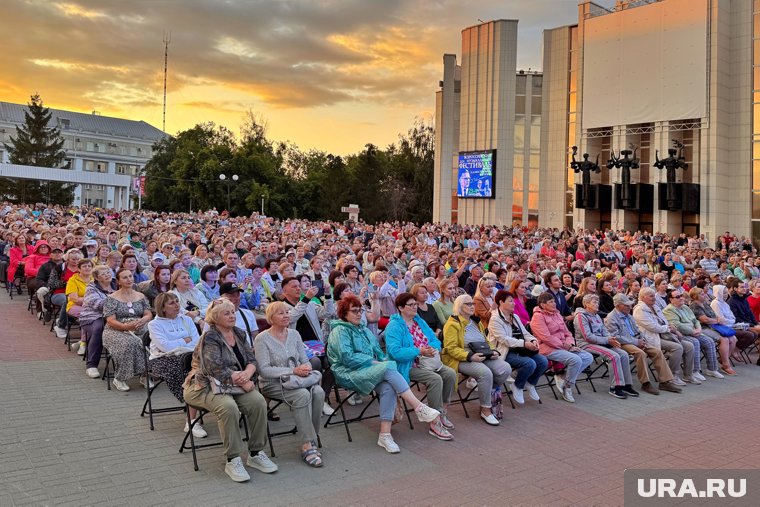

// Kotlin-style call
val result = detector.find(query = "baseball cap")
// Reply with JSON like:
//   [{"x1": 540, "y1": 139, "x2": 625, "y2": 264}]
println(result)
[
  {"x1": 219, "y1": 282, "x2": 243, "y2": 295},
  {"x1": 85, "y1": 239, "x2": 98, "y2": 247},
  {"x1": 613, "y1": 293, "x2": 634, "y2": 306},
  {"x1": 51, "y1": 246, "x2": 64, "y2": 253},
  {"x1": 152, "y1": 252, "x2": 167, "y2": 263}
]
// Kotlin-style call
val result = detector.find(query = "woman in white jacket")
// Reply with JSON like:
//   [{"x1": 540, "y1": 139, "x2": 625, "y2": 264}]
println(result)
[
  {"x1": 711, "y1": 284, "x2": 757, "y2": 358},
  {"x1": 487, "y1": 290, "x2": 548, "y2": 404},
  {"x1": 147, "y1": 292, "x2": 205, "y2": 437}
]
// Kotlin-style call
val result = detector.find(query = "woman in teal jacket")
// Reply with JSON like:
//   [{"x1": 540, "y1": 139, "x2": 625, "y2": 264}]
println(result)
[
  {"x1": 327, "y1": 295, "x2": 442, "y2": 454},
  {"x1": 385, "y1": 293, "x2": 456, "y2": 440}
]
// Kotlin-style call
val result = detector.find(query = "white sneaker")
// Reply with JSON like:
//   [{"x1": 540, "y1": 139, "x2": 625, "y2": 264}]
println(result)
[
  {"x1": 465, "y1": 377, "x2": 478, "y2": 390},
  {"x1": 480, "y1": 412, "x2": 500, "y2": 426},
  {"x1": 562, "y1": 386, "x2": 575, "y2": 403},
  {"x1": 526, "y1": 384, "x2": 540, "y2": 401},
  {"x1": 184, "y1": 419, "x2": 208, "y2": 438},
  {"x1": 693, "y1": 371, "x2": 707, "y2": 381},
  {"x1": 705, "y1": 370, "x2": 724, "y2": 379},
  {"x1": 246, "y1": 451, "x2": 278, "y2": 473},
  {"x1": 140, "y1": 375, "x2": 156, "y2": 389},
  {"x1": 512, "y1": 387, "x2": 525, "y2": 404},
  {"x1": 54, "y1": 325, "x2": 67, "y2": 339},
  {"x1": 77, "y1": 342, "x2": 87, "y2": 356},
  {"x1": 86, "y1": 367, "x2": 100, "y2": 378},
  {"x1": 377, "y1": 433, "x2": 400, "y2": 453},
  {"x1": 112, "y1": 379, "x2": 130, "y2": 391},
  {"x1": 684, "y1": 376, "x2": 702, "y2": 385},
  {"x1": 322, "y1": 402, "x2": 335, "y2": 416},
  {"x1": 347, "y1": 393, "x2": 363, "y2": 406},
  {"x1": 225, "y1": 457, "x2": 251, "y2": 482},
  {"x1": 414, "y1": 403, "x2": 440, "y2": 423},
  {"x1": 555, "y1": 375, "x2": 565, "y2": 393},
  {"x1": 671, "y1": 376, "x2": 687, "y2": 386}
]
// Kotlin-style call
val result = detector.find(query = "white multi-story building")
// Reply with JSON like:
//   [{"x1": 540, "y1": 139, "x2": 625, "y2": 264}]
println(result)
[
  {"x1": 0, "y1": 101, "x2": 165, "y2": 209},
  {"x1": 435, "y1": 0, "x2": 759, "y2": 245},
  {"x1": 540, "y1": 0, "x2": 755, "y2": 243}
]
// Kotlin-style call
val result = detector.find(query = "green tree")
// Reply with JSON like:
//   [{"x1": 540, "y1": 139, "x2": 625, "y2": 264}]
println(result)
[{"x1": 1, "y1": 93, "x2": 75, "y2": 204}]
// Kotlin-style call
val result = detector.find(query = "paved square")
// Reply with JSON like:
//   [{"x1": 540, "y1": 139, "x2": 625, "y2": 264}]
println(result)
[{"x1": 1, "y1": 294, "x2": 759, "y2": 506}]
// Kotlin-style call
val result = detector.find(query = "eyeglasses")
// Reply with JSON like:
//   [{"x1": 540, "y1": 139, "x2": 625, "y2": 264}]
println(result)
[
  {"x1": 671, "y1": 295, "x2": 683, "y2": 299},
  {"x1": 348, "y1": 308, "x2": 362, "y2": 315},
  {"x1": 405, "y1": 302, "x2": 418, "y2": 308},
  {"x1": 462, "y1": 302, "x2": 475, "y2": 306}
]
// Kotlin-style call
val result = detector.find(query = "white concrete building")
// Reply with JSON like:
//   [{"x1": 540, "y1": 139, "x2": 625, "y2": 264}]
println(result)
[
  {"x1": 0, "y1": 101, "x2": 165, "y2": 209},
  {"x1": 540, "y1": 0, "x2": 756, "y2": 244},
  {"x1": 433, "y1": 20, "x2": 543, "y2": 227}
]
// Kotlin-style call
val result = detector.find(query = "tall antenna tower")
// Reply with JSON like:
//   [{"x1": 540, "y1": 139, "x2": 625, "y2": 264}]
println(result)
[{"x1": 162, "y1": 30, "x2": 171, "y2": 132}]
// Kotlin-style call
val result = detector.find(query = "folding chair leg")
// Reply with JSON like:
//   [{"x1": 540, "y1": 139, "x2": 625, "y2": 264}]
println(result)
[{"x1": 325, "y1": 385, "x2": 352, "y2": 442}]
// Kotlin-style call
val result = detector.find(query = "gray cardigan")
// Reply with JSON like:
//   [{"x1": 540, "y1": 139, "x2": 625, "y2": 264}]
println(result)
[{"x1": 254, "y1": 328, "x2": 309, "y2": 383}]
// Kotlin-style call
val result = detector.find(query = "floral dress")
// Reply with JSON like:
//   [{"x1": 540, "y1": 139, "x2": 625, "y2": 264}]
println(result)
[{"x1": 102, "y1": 297, "x2": 149, "y2": 381}]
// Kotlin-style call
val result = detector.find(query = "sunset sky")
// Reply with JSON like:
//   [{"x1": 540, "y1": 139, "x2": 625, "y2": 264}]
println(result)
[{"x1": 1, "y1": 0, "x2": 610, "y2": 155}]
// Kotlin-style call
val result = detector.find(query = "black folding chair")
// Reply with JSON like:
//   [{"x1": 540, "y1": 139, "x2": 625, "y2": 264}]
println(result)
[
  {"x1": 177, "y1": 352, "x2": 250, "y2": 471},
  {"x1": 139, "y1": 333, "x2": 185, "y2": 430}
]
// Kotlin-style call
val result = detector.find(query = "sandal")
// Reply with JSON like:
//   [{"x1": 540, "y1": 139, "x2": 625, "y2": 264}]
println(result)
[
  {"x1": 720, "y1": 366, "x2": 737, "y2": 376},
  {"x1": 301, "y1": 445, "x2": 323, "y2": 468}
]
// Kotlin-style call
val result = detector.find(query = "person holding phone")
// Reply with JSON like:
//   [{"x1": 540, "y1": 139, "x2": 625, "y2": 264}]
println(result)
[{"x1": 441, "y1": 294, "x2": 511, "y2": 426}]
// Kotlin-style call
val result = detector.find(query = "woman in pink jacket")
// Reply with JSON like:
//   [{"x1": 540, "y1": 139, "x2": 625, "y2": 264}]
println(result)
[
  {"x1": 7, "y1": 233, "x2": 32, "y2": 293},
  {"x1": 530, "y1": 292, "x2": 593, "y2": 403},
  {"x1": 24, "y1": 240, "x2": 51, "y2": 295}
]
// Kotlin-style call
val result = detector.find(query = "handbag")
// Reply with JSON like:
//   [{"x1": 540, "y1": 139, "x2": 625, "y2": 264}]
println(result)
[
  {"x1": 418, "y1": 349, "x2": 444, "y2": 371},
  {"x1": 280, "y1": 370, "x2": 322, "y2": 390},
  {"x1": 468, "y1": 341, "x2": 495, "y2": 360},
  {"x1": 392, "y1": 398, "x2": 405, "y2": 425},
  {"x1": 710, "y1": 323, "x2": 736, "y2": 337}
]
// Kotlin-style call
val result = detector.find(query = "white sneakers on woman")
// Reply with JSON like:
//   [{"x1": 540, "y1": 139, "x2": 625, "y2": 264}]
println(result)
[
  {"x1": 526, "y1": 384, "x2": 540, "y2": 401},
  {"x1": 85, "y1": 368, "x2": 100, "y2": 379},
  {"x1": 112, "y1": 379, "x2": 130, "y2": 391},
  {"x1": 184, "y1": 419, "x2": 208, "y2": 438},
  {"x1": 414, "y1": 403, "x2": 440, "y2": 423},
  {"x1": 225, "y1": 457, "x2": 250, "y2": 482},
  {"x1": 377, "y1": 433, "x2": 400, "y2": 453}
]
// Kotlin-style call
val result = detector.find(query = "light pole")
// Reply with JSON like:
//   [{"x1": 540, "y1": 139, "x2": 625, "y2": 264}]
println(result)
[
  {"x1": 219, "y1": 173, "x2": 238, "y2": 212},
  {"x1": 260, "y1": 194, "x2": 265, "y2": 215}
]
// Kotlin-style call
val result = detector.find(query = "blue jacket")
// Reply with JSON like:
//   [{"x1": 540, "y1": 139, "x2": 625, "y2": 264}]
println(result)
[
  {"x1": 384, "y1": 313, "x2": 442, "y2": 382},
  {"x1": 327, "y1": 320, "x2": 396, "y2": 395}
]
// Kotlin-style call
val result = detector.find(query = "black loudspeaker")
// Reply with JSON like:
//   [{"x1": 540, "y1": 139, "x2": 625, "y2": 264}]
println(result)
[
  {"x1": 575, "y1": 184, "x2": 596, "y2": 209},
  {"x1": 658, "y1": 183, "x2": 682, "y2": 210},
  {"x1": 615, "y1": 183, "x2": 653, "y2": 212},
  {"x1": 638, "y1": 184, "x2": 654, "y2": 213},
  {"x1": 598, "y1": 184, "x2": 612, "y2": 212},
  {"x1": 682, "y1": 183, "x2": 700, "y2": 213}
]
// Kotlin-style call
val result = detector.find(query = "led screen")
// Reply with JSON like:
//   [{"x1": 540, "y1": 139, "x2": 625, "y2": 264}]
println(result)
[{"x1": 457, "y1": 150, "x2": 495, "y2": 198}]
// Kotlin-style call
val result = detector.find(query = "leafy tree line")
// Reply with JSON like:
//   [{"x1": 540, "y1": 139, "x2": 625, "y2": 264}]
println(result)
[
  {"x1": 142, "y1": 115, "x2": 435, "y2": 224},
  {"x1": 1, "y1": 94, "x2": 76, "y2": 204}
]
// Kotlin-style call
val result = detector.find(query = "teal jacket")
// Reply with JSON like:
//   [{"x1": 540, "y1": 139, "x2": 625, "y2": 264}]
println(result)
[
  {"x1": 384, "y1": 314, "x2": 442, "y2": 382},
  {"x1": 326, "y1": 320, "x2": 396, "y2": 395}
]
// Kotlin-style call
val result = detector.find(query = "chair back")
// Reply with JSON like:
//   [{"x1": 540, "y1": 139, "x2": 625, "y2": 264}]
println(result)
[
  {"x1": 180, "y1": 351, "x2": 194, "y2": 376},
  {"x1": 141, "y1": 331, "x2": 151, "y2": 348}
]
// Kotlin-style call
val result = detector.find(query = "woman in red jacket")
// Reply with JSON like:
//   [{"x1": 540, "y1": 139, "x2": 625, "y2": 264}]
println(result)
[
  {"x1": 7, "y1": 233, "x2": 31, "y2": 293},
  {"x1": 24, "y1": 240, "x2": 51, "y2": 297},
  {"x1": 530, "y1": 292, "x2": 593, "y2": 403}
]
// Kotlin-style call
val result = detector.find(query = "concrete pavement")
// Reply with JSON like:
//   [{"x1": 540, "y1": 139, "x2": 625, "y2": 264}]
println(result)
[{"x1": 1, "y1": 292, "x2": 759, "y2": 506}]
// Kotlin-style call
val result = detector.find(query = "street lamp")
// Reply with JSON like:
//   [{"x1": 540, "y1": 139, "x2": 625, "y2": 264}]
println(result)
[
  {"x1": 260, "y1": 194, "x2": 265, "y2": 215},
  {"x1": 219, "y1": 173, "x2": 238, "y2": 212}
]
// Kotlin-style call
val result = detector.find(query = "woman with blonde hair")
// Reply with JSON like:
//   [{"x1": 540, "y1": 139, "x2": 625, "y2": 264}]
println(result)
[
  {"x1": 473, "y1": 275, "x2": 497, "y2": 327},
  {"x1": 433, "y1": 277, "x2": 457, "y2": 325},
  {"x1": 183, "y1": 298, "x2": 275, "y2": 482},
  {"x1": 254, "y1": 301, "x2": 326, "y2": 467}
]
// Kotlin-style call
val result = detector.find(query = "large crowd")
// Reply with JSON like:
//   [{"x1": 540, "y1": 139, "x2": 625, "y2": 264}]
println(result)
[{"x1": 2, "y1": 202, "x2": 760, "y2": 483}]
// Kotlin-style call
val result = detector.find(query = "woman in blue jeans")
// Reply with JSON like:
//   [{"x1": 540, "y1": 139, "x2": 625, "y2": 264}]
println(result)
[
  {"x1": 487, "y1": 290, "x2": 548, "y2": 404},
  {"x1": 327, "y1": 294, "x2": 441, "y2": 454}
]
